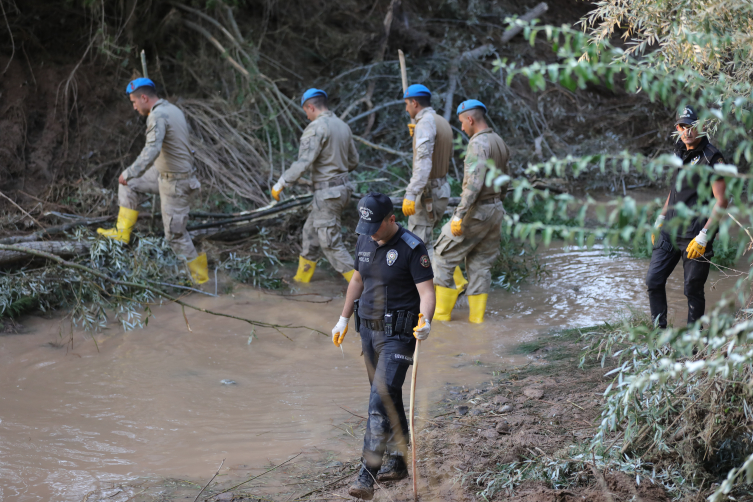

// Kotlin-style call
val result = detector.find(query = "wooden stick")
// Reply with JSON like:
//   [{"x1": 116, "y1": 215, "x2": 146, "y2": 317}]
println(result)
[
  {"x1": 140, "y1": 49, "x2": 149, "y2": 78},
  {"x1": 398, "y1": 49, "x2": 409, "y2": 93},
  {"x1": 397, "y1": 49, "x2": 415, "y2": 128},
  {"x1": 409, "y1": 331, "x2": 421, "y2": 501},
  {"x1": 193, "y1": 458, "x2": 224, "y2": 502}
]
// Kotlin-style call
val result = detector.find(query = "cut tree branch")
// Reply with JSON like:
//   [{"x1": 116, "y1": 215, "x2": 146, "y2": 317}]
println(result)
[
  {"x1": 0, "y1": 244, "x2": 320, "y2": 337},
  {"x1": 501, "y1": 3, "x2": 549, "y2": 44}
]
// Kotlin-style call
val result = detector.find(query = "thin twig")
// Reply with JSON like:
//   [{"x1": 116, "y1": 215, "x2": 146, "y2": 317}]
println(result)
[
  {"x1": 193, "y1": 458, "x2": 225, "y2": 502},
  {"x1": 208, "y1": 452, "x2": 302, "y2": 499},
  {"x1": 0, "y1": 0, "x2": 14, "y2": 75},
  {"x1": 0, "y1": 190, "x2": 46, "y2": 230},
  {"x1": 353, "y1": 135, "x2": 409, "y2": 157},
  {"x1": 338, "y1": 405, "x2": 367, "y2": 420}
]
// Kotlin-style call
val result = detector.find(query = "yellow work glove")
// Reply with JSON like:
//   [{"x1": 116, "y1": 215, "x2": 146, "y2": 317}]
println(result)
[
  {"x1": 686, "y1": 230, "x2": 709, "y2": 259},
  {"x1": 413, "y1": 313, "x2": 430, "y2": 341},
  {"x1": 652, "y1": 215, "x2": 664, "y2": 246},
  {"x1": 402, "y1": 198, "x2": 416, "y2": 216},
  {"x1": 451, "y1": 216, "x2": 463, "y2": 237},
  {"x1": 271, "y1": 179, "x2": 285, "y2": 201},
  {"x1": 408, "y1": 123, "x2": 416, "y2": 137},
  {"x1": 332, "y1": 316, "x2": 349, "y2": 347}
]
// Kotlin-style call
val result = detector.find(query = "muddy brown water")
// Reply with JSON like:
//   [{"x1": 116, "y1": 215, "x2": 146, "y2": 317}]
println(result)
[{"x1": 0, "y1": 245, "x2": 745, "y2": 501}]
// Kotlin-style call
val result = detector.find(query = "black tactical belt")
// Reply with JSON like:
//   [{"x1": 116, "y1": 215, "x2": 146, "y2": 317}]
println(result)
[
  {"x1": 313, "y1": 177, "x2": 349, "y2": 190},
  {"x1": 358, "y1": 310, "x2": 419, "y2": 336}
]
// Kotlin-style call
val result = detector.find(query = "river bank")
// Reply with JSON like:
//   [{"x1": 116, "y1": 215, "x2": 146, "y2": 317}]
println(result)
[{"x1": 0, "y1": 244, "x2": 743, "y2": 501}]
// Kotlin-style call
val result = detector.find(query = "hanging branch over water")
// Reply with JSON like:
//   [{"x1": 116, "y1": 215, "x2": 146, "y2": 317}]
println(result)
[{"x1": 0, "y1": 243, "x2": 322, "y2": 338}]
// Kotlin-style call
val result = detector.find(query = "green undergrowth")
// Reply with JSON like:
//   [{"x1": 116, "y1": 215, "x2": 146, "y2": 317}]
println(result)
[{"x1": 475, "y1": 309, "x2": 753, "y2": 501}]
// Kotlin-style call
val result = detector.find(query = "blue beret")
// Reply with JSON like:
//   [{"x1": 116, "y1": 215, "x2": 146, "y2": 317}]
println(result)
[
  {"x1": 301, "y1": 88, "x2": 328, "y2": 107},
  {"x1": 125, "y1": 78, "x2": 156, "y2": 95},
  {"x1": 457, "y1": 99, "x2": 487, "y2": 116},
  {"x1": 403, "y1": 84, "x2": 431, "y2": 99}
]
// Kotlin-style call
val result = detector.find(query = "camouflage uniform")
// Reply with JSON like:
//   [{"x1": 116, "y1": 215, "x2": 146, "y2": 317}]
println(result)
[
  {"x1": 120, "y1": 99, "x2": 200, "y2": 260},
  {"x1": 283, "y1": 111, "x2": 359, "y2": 273},
  {"x1": 433, "y1": 128, "x2": 510, "y2": 296},
  {"x1": 405, "y1": 107, "x2": 453, "y2": 258}
]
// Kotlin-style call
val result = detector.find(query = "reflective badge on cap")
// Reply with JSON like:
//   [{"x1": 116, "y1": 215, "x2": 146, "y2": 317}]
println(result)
[
  {"x1": 360, "y1": 207, "x2": 373, "y2": 220},
  {"x1": 420, "y1": 255, "x2": 431, "y2": 268},
  {"x1": 386, "y1": 249, "x2": 398, "y2": 266}
]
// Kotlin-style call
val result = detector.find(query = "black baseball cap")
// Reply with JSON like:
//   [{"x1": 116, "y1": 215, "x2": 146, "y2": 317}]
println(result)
[
  {"x1": 356, "y1": 192, "x2": 394, "y2": 235},
  {"x1": 675, "y1": 106, "x2": 698, "y2": 127}
]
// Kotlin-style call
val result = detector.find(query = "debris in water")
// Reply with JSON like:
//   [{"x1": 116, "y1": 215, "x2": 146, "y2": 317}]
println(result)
[{"x1": 220, "y1": 379, "x2": 237, "y2": 385}]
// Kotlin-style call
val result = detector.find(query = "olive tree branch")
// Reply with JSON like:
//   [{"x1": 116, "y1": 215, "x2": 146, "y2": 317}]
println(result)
[{"x1": 0, "y1": 244, "x2": 325, "y2": 338}]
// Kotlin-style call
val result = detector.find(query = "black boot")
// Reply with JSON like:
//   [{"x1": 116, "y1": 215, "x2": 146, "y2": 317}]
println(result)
[
  {"x1": 348, "y1": 464, "x2": 379, "y2": 500},
  {"x1": 377, "y1": 452, "x2": 408, "y2": 481}
]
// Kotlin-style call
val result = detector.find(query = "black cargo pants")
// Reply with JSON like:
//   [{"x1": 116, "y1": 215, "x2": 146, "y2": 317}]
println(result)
[
  {"x1": 645, "y1": 237, "x2": 712, "y2": 328},
  {"x1": 359, "y1": 326, "x2": 416, "y2": 469}
]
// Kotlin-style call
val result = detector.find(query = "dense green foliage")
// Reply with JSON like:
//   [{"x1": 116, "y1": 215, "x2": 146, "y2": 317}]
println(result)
[{"x1": 474, "y1": 2, "x2": 753, "y2": 499}]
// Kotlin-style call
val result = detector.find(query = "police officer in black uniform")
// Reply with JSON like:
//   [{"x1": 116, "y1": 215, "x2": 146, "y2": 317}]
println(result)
[
  {"x1": 330, "y1": 192, "x2": 435, "y2": 500},
  {"x1": 647, "y1": 106, "x2": 729, "y2": 328}
]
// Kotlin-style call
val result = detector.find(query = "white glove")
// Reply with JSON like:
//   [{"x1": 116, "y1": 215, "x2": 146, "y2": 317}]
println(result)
[
  {"x1": 273, "y1": 178, "x2": 286, "y2": 191},
  {"x1": 332, "y1": 316, "x2": 350, "y2": 347},
  {"x1": 694, "y1": 229, "x2": 709, "y2": 247},
  {"x1": 414, "y1": 316, "x2": 431, "y2": 341},
  {"x1": 654, "y1": 215, "x2": 665, "y2": 228}
]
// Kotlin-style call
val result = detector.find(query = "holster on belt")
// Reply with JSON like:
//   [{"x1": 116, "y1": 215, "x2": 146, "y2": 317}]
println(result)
[
  {"x1": 353, "y1": 299, "x2": 361, "y2": 333},
  {"x1": 422, "y1": 186, "x2": 434, "y2": 219}
]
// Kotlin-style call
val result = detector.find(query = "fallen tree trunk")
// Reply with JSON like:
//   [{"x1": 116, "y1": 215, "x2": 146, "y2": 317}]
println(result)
[
  {"x1": 0, "y1": 241, "x2": 91, "y2": 265},
  {"x1": 0, "y1": 216, "x2": 113, "y2": 245}
]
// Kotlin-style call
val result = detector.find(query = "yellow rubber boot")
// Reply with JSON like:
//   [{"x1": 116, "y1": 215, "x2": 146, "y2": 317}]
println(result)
[
  {"x1": 468, "y1": 294, "x2": 488, "y2": 324},
  {"x1": 96, "y1": 207, "x2": 139, "y2": 243},
  {"x1": 453, "y1": 266, "x2": 468, "y2": 291},
  {"x1": 187, "y1": 253, "x2": 209, "y2": 284},
  {"x1": 434, "y1": 285, "x2": 460, "y2": 321},
  {"x1": 293, "y1": 256, "x2": 317, "y2": 283},
  {"x1": 342, "y1": 269, "x2": 355, "y2": 283}
]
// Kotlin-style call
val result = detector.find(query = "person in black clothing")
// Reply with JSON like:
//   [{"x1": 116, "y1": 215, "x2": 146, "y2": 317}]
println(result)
[
  {"x1": 331, "y1": 193, "x2": 435, "y2": 500},
  {"x1": 646, "y1": 106, "x2": 729, "y2": 328}
]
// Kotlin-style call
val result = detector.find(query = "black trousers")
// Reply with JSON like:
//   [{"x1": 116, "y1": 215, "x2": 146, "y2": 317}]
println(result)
[
  {"x1": 359, "y1": 326, "x2": 416, "y2": 468},
  {"x1": 645, "y1": 237, "x2": 711, "y2": 328}
]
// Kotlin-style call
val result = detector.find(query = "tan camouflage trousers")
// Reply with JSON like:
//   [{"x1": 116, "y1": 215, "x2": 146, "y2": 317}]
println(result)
[
  {"x1": 301, "y1": 185, "x2": 355, "y2": 273},
  {"x1": 433, "y1": 201, "x2": 504, "y2": 296},
  {"x1": 119, "y1": 165, "x2": 200, "y2": 261},
  {"x1": 407, "y1": 182, "x2": 451, "y2": 259}
]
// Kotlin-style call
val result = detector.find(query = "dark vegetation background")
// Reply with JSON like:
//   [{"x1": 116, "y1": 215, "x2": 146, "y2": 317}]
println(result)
[{"x1": 0, "y1": 0, "x2": 669, "y2": 212}]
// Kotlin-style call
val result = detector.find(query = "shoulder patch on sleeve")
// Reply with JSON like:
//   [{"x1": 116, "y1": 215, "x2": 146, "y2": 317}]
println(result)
[{"x1": 401, "y1": 232, "x2": 420, "y2": 249}]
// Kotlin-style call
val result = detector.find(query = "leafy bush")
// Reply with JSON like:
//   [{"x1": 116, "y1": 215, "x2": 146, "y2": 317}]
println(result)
[{"x1": 479, "y1": 1, "x2": 753, "y2": 498}]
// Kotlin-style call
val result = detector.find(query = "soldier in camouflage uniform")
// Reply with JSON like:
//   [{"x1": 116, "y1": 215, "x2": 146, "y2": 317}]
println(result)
[
  {"x1": 271, "y1": 88, "x2": 359, "y2": 283},
  {"x1": 97, "y1": 78, "x2": 208, "y2": 284},
  {"x1": 401, "y1": 84, "x2": 453, "y2": 260},
  {"x1": 433, "y1": 100, "x2": 509, "y2": 324}
]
